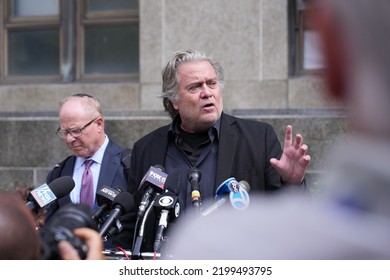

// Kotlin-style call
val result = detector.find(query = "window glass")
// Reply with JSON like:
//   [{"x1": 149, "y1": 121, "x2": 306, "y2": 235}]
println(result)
[
  {"x1": 303, "y1": 30, "x2": 324, "y2": 70},
  {"x1": 84, "y1": 25, "x2": 139, "y2": 74},
  {"x1": 1, "y1": 0, "x2": 139, "y2": 82},
  {"x1": 292, "y1": 0, "x2": 324, "y2": 74},
  {"x1": 8, "y1": 29, "x2": 59, "y2": 75},
  {"x1": 12, "y1": 0, "x2": 59, "y2": 17}
]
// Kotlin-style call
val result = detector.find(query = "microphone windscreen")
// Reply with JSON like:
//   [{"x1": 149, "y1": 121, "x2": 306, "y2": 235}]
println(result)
[
  {"x1": 113, "y1": 192, "x2": 134, "y2": 213},
  {"x1": 187, "y1": 167, "x2": 202, "y2": 184},
  {"x1": 239, "y1": 180, "x2": 251, "y2": 193},
  {"x1": 49, "y1": 176, "x2": 75, "y2": 198},
  {"x1": 96, "y1": 185, "x2": 121, "y2": 206}
]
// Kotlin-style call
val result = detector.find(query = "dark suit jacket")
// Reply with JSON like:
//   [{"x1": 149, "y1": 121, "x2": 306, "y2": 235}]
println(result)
[
  {"x1": 45, "y1": 138, "x2": 131, "y2": 249},
  {"x1": 126, "y1": 112, "x2": 301, "y2": 255}
]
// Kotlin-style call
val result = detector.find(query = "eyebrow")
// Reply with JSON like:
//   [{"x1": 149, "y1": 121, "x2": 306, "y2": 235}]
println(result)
[{"x1": 187, "y1": 78, "x2": 217, "y2": 87}]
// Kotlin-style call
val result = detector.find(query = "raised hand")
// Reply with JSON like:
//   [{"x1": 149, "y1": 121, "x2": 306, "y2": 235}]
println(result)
[{"x1": 270, "y1": 125, "x2": 311, "y2": 185}]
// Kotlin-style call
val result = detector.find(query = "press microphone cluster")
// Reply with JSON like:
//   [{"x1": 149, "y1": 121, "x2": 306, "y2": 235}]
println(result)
[
  {"x1": 131, "y1": 165, "x2": 252, "y2": 258},
  {"x1": 132, "y1": 166, "x2": 182, "y2": 258},
  {"x1": 26, "y1": 176, "x2": 75, "y2": 214}
]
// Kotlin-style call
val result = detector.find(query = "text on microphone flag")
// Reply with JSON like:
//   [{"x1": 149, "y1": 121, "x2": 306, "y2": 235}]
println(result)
[{"x1": 31, "y1": 184, "x2": 57, "y2": 207}]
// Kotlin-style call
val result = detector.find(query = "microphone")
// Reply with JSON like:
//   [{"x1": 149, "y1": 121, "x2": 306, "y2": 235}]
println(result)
[
  {"x1": 187, "y1": 167, "x2": 202, "y2": 209},
  {"x1": 98, "y1": 192, "x2": 134, "y2": 239},
  {"x1": 26, "y1": 176, "x2": 75, "y2": 213},
  {"x1": 202, "y1": 178, "x2": 250, "y2": 216},
  {"x1": 92, "y1": 186, "x2": 122, "y2": 223},
  {"x1": 238, "y1": 180, "x2": 251, "y2": 193},
  {"x1": 136, "y1": 165, "x2": 167, "y2": 221},
  {"x1": 215, "y1": 178, "x2": 250, "y2": 210},
  {"x1": 229, "y1": 180, "x2": 250, "y2": 210},
  {"x1": 153, "y1": 168, "x2": 181, "y2": 252}
]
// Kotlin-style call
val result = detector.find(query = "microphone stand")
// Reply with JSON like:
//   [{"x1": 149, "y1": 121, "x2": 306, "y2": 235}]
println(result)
[{"x1": 132, "y1": 198, "x2": 155, "y2": 259}]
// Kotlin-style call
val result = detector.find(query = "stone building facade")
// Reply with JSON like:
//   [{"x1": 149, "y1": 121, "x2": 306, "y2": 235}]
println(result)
[{"x1": 0, "y1": 0, "x2": 346, "y2": 191}]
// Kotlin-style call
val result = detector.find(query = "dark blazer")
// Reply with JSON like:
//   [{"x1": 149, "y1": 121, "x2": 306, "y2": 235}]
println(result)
[
  {"x1": 45, "y1": 138, "x2": 131, "y2": 249},
  {"x1": 127, "y1": 112, "x2": 297, "y2": 254}
]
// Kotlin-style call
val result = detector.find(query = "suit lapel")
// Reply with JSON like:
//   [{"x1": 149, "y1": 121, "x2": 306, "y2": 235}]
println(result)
[
  {"x1": 215, "y1": 113, "x2": 238, "y2": 188},
  {"x1": 98, "y1": 141, "x2": 121, "y2": 187}
]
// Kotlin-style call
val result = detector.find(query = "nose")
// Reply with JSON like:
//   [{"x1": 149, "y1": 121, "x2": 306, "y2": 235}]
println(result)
[
  {"x1": 64, "y1": 133, "x2": 76, "y2": 143},
  {"x1": 200, "y1": 83, "x2": 213, "y2": 98}
]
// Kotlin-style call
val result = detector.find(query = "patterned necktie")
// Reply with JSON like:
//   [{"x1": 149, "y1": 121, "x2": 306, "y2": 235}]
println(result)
[{"x1": 80, "y1": 159, "x2": 94, "y2": 208}]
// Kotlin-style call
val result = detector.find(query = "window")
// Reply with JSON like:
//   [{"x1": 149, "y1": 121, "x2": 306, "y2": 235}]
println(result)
[
  {"x1": 290, "y1": 0, "x2": 324, "y2": 75},
  {"x1": 0, "y1": 0, "x2": 139, "y2": 83}
]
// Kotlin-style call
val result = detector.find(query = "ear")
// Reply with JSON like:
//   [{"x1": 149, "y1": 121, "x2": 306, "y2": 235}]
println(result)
[
  {"x1": 96, "y1": 116, "x2": 104, "y2": 130},
  {"x1": 314, "y1": 4, "x2": 348, "y2": 100},
  {"x1": 172, "y1": 100, "x2": 179, "y2": 110}
]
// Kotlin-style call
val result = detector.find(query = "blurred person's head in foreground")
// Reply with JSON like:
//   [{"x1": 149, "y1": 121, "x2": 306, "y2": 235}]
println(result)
[
  {"x1": 0, "y1": 192, "x2": 41, "y2": 259},
  {"x1": 314, "y1": 0, "x2": 390, "y2": 138}
]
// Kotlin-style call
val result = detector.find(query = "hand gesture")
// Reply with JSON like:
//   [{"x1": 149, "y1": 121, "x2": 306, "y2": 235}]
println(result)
[{"x1": 270, "y1": 125, "x2": 311, "y2": 185}]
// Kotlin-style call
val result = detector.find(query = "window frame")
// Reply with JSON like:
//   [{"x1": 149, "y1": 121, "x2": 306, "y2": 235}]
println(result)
[
  {"x1": 0, "y1": 0, "x2": 139, "y2": 84},
  {"x1": 1, "y1": 0, "x2": 63, "y2": 83},
  {"x1": 290, "y1": 0, "x2": 323, "y2": 76},
  {"x1": 76, "y1": 0, "x2": 139, "y2": 82}
]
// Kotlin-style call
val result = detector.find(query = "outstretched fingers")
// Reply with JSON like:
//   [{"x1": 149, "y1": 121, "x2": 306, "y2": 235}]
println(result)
[
  {"x1": 294, "y1": 134, "x2": 303, "y2": 150},
  {"x1": 283, "y1": 125, "x2": 293, "y2": 149},
  {"x1": 299, "y1": 144, "x2": 311, "y2": 167}
]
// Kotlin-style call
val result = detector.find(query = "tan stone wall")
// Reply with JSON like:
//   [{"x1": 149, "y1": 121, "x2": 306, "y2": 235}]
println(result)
[{"x1": 0, "y1": 1, "x2": 347, "y2": 192}]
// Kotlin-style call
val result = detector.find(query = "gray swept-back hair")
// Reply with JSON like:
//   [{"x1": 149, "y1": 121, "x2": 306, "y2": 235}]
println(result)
[{"x1": 160, "y1": 50, "x2": 225, "y2": 119}]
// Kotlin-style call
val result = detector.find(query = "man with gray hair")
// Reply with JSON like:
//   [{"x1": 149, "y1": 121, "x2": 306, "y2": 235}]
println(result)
[
  {"x1": 169, "y1": 0, "x2": 390, "y2": 260},
  {"x1": 127, "y1": 49, "x2": 311, "y2": 254}
]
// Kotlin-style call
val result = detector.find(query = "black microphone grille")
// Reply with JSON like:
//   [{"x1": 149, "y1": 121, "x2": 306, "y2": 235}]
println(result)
[
  {"x1": 48, "y1": 176, "x2": 75, "y2": 198},
  {"x1": 187, "y1": 167, "x2": 201, "y2": 182},
  {"x1": 113, "y1": 192, "x2": 134, "y2": 213}
]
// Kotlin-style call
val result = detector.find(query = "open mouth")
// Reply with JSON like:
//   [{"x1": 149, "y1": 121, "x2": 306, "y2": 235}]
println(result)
[{"x1": 203, "y1": 103, "x2": 214, "y2": 109}]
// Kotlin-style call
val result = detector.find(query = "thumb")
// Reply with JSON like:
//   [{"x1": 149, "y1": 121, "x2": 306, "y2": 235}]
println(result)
[{"x1": 270, "y1": 158, "x2": 280, "y2": 169}]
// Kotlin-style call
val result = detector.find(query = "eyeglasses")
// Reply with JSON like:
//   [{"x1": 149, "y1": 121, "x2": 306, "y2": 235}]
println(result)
[{"x1": 56, "y1": 118, "x2": 98, "y2": 139}]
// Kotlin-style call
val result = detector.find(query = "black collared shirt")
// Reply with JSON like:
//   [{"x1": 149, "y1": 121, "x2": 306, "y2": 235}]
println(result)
[{"x1": 164, "y1": 116, "x2": 221, "y2": 213}]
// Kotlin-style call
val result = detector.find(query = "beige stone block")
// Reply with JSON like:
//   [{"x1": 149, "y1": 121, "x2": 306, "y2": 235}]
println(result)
[
  {"x1": 140, "y1": 83, "x2": 164, "y2": 110},
  {"x1": 223, "y1": 80, "x2": 287, "y2": 110},
  {"x1": 163, "y1": 0, "x2": 261, "y2": 81},
  {"x1": 261, "y1": 0, "x2": 288, "y2": 80},
  {"x1": 140, "y1": 0, "x2": 164, "y2": 83},
  {"x1": 0, "y1": 83, "x2": 139, "y2": 112},
  {"x1": 288, "y1": 77, "x2": 344, "y2": 109}
]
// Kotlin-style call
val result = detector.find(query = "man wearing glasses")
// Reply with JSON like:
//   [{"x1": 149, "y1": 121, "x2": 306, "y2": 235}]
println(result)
[{"x1": 44, "y1": 93, "x2": 131, "y2": 248}]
